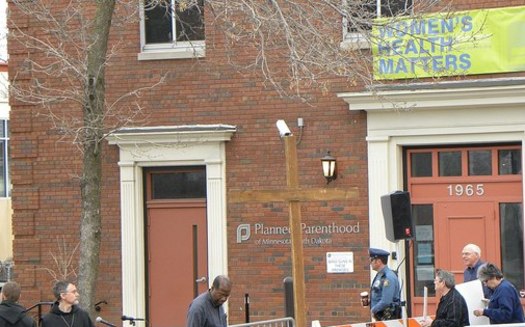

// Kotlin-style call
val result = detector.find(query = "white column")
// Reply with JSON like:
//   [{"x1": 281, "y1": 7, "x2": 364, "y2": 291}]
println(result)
[{"x1": 120, "y1": 161, "x2": 146, "y2": 320}]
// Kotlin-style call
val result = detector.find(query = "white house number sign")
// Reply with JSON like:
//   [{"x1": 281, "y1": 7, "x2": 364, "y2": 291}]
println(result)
[{"x1": 447, "y1": 184, "x2": 485, "y2": 197}]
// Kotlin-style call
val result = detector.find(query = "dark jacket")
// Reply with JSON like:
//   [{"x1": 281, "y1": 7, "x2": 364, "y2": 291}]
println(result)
[
  {"x1": 0, "y1": 301, "x2": 36, "y2": 327},
  {"x1": 484, "y1": 279, "x2": 525, "y2": 324},
  {"x1": 41, "y1": 302, "x2": 94, "y2": 327},
  {"x1": 431, "y1": 287, "x2": 470, "y2": 327}
]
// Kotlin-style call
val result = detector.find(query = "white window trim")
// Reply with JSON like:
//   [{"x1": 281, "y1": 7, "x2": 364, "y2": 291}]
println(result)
[
  {"x1": 138, "y1": 1, "x2": 205, "y2": 61},
  {"x1": 341, "y1": 0, "x2": 414, "y2": 50},
  {"x1": 107, "y1": 124, "x2": 236, "y2": 320},
  {"x1": 338, "y1": 78, "x2": 525, "y2": 304}
]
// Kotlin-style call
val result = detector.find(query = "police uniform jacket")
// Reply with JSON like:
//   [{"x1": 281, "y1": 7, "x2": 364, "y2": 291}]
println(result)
[{"x1": 371, "y1": 265, "x2": 400, "y2": 315}]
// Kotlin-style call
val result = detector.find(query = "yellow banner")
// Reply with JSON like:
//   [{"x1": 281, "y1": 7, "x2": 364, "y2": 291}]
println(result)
[{"x1": 372, "y1": 5, "x2": 525, "y2": 80}]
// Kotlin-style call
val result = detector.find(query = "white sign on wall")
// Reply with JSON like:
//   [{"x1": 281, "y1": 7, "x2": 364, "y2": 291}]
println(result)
[{"x1": 326, "y1": 252, "x2": 354, "y2": 273}]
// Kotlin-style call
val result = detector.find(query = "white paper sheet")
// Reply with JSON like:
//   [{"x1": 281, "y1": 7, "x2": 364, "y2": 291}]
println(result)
[{"x1": 455, "y1": 279, "x2": 490, "y2": 325}]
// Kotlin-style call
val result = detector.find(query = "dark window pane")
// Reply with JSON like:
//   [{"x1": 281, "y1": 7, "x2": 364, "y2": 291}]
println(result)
[
  {"x1": 145, "y1": 1, "x2": 173, "y2": 44},
  {"x1": 347, "y1": 0, "x2": 412, "y2": 32},
  {"x1": 412, "y1": 204, "x2": 435, "y2": 297},
  {"x1": 151, "y1": 168, "x2": 206, "y2": 199},
  {"x1": 175, "y1": 0, "x2": 205, "y2": 41},
  {"x1": 439, "y1": 151, "x2": 461, "y2": 176},
  {"x1": 499, "y1": 149, "x2": 522, "y2": 175},
  {"x1": 0, "y1": 120, "x2": 4, "y2": 138},
  {"x1": 346, "y1": 0, "x2": 375, "y2": 32},
  {"x1": 468, "y1": 150, "x2": 492, "y2": 176},
  {"x1": 381, "y1": 0, "x2": 413, "y2": 17},
  {"x1": 411, "y1": 152, "x2": 432, "y2": 177},
  {"x1": 500, "y1": 203, "x2": 523, "y2": 290}
]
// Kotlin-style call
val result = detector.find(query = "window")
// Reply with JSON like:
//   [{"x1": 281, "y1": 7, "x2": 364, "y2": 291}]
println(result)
[
  {"x1": 139, "y1": 0, "x2": 205, "y2": 60},
  {"x1": 438, "y1": 151, "x2": 461, "y2": 176},
  {"x1": 412, "y1": 204, "x2": 435, "y2": 297},
  {"x1": 343, "y1": 0, "x2": 413, "y2": 46},
  {"x1": 500, "y1": 203, "x2": 523, "y2": 290},
  {"x1": 0, "y1": 119, "x2": 8, "y2": 197},
  {"x1": 148, "y1": 167, "x2": 206, "y2": 199},
  {"x1": 410, "y1": 152, "x2": 432, "y2": 177}
]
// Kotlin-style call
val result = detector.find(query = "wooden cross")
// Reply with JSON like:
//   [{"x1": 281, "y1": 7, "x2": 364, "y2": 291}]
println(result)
[{"x1": 229, "y1": 135, "x2": 358, "y2": 327}]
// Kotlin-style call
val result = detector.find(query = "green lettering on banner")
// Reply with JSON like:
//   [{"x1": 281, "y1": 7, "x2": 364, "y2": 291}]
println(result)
[{"x1": 372, "y1": 5, "x2": 525, "y2": 80}]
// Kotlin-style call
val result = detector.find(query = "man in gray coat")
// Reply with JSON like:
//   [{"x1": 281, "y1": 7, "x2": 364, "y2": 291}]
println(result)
[{"x1": 187, "y1": 275, "x2": 232, "y2": 327}]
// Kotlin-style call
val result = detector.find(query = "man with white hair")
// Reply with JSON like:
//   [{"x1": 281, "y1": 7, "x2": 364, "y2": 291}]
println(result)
[
  {"x1": 462, "y1": 243, "x2": 491, "y2": 298},
  {"x1": 462, "y1": 243, "x2": 484, "y2": 282}
]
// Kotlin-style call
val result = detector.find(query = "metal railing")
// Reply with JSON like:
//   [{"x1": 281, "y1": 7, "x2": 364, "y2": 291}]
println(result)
[
  {"x1": 25, "y1": 301, "x2": 53, "y2": 327},
  {"x1": 229, "y1": 317, "x2": 296, "y2": 327}
]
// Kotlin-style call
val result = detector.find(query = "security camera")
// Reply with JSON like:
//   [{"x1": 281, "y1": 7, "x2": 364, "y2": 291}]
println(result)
[{"x1": 276, "y1": 120, "x2": 292, "y2": 137}]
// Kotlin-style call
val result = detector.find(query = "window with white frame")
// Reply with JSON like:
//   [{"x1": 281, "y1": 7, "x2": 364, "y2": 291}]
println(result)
[
  {"x1": 0, "y1": 119, "x2": 9, "y2": 197},
  {"x1": 343, "y1": 0, "x2": 413, "y2": 42},
  {"x1": 139, "y1": 0, "x2": 205, "y2": 60}
]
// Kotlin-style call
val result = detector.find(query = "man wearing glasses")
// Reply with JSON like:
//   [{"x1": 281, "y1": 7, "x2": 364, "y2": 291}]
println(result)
[
  {"x1": 368, "y1": 248, "x2": 401, "y2": 321},
  {"x1": 41, "y1": 280, "x2": 94, "y2": 327},
  {"x1": 420, "y1": 269, "x2": 469, "y2": 327}
]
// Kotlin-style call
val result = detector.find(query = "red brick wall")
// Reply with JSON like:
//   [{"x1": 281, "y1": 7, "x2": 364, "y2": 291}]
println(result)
[{"x1": 7, "y1": 0, "x2": 525, "y2": 326}]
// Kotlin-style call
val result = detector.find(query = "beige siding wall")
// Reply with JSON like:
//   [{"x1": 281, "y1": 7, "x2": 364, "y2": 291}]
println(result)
[{"x1": 0, "y1": 198, "x2": 12, "y2": 261}]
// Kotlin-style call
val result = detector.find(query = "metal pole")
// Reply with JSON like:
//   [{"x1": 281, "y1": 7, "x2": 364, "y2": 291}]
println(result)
[
  {"x1": 283, "y1": 277, "x2": 295, "y2": 318},
  {"x1": 244, "y1": 293, "x2": 250, "y2": 323}
]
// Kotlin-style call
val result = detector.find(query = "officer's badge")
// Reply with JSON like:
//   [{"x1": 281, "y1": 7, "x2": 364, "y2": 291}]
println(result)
[{"x1": 383, "y1": 280, "x2": 389, "y2": 287}]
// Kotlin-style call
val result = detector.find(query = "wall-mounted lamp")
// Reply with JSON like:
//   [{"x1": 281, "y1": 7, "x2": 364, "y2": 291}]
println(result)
[{"x1": 321, "y1": 151, "x2": 337, "y2": 184}]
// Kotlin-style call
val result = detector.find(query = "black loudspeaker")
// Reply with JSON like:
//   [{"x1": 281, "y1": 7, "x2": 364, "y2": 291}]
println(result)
[{"x1": 381, "y1": 191, "x2": 414, "y2": 242}]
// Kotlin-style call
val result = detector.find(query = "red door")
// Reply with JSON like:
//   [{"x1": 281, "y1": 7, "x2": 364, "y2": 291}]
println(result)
[
  {"x1": 147, "y1": 199, "x2": 208, "y2": 327},
  {"x1": 407, "y1": 145, "x2": 522, "y2": 317},
  {"x1": 434, "y1": 201, "x2": 500, "y2": 285}
]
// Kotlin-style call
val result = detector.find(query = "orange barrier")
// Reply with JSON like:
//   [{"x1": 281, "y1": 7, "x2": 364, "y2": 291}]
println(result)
[{"x1": 326, "y1": 316, "x2": 431, "y2": 327}]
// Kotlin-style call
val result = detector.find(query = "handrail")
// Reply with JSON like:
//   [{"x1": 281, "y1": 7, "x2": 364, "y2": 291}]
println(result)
[{"x1": 24, "y1": 301, "x2": 53, "y2": 327}]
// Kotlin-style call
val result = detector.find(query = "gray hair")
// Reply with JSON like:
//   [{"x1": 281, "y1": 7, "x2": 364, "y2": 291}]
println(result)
[
  {"x1": 478, "y1": 263, "x2": 504, "y2": 281},
  {"x1": 52, "y1": 280, "x2": 71, "y2": 301},
  {"x1": 463, "y1": 243, "x2": 481, "y2": 256},
  {"x1": 436, "y1": 269, "x2": 455, "y2": 288}
]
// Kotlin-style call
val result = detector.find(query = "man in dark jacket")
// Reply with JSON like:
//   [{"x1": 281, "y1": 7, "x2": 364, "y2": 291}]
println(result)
[
  {"x1": 41, "y1": 280, "x2": 94, "y2": 327},
  {"x1": 421, "y1": 269, "x2": 470, "y2": 327},
  {"x1": 0, "y1": 281, "x2": 36, "y2": 327}
]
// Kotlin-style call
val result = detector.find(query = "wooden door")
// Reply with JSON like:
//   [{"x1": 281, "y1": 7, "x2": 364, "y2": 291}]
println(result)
[
  {"x1": 147, "y1": 199, "x2": 208, "y2": 327},
  {"x1": 434, "y1": 201, "x2": 500, "y2": 284}
]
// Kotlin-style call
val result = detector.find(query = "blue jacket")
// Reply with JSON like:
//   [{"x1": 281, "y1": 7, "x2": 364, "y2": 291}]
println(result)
[
  {"x1": 370, "y1": 266, "x2": 400, "y2": 315},
  {"x1": 483, "y1": 279, "x2": 525, "y2": 324}
]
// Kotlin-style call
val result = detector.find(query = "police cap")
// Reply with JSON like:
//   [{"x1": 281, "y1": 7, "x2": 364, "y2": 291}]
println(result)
[{"x1": 369, "y1": 248, "x2": 390, "y2": 259}]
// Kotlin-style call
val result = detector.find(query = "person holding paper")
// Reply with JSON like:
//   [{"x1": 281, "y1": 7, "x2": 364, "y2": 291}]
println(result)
[
  {"x1": 461, "y1": 243, "x2": 491, "y2": 298},
  {"x1": 473, "y1": 263, "x2": 524, "y2": 324},
  {"x1": 421, "y1": 269, "x2": 470, "y2": 327}
]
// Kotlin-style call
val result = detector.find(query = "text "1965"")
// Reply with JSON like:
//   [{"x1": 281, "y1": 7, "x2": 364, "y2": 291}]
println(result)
[{"x1": 447, "y1": 184, "x2": 485, "y2": 197}]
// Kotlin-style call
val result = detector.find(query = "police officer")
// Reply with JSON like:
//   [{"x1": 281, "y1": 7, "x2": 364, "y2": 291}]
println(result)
[{"x1": 369, "y1": 248, "x2": 401, "y2": 321}]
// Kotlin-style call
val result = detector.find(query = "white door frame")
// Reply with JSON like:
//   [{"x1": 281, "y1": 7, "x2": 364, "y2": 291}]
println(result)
[
  {"x1": 107, "y1": 124, "x2": 236, "y2": 320},
  {"x1": 338, "y1": 78, "x2": 525, "y2": 307}
]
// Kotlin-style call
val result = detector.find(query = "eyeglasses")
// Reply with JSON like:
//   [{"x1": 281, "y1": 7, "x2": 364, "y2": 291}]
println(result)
[{"x1": 62, "y1": 289, "x2": 79, "y2": 295}]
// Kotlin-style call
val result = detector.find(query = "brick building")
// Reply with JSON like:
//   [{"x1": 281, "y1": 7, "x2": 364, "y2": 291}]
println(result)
[{"x1": 6, "y1": 1, "x2": 525, "y2": 327}]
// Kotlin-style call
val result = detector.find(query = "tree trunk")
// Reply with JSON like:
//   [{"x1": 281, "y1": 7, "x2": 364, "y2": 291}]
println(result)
[{"x1": 78, "y1": 0, "x2": 116, "y2": 318}]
